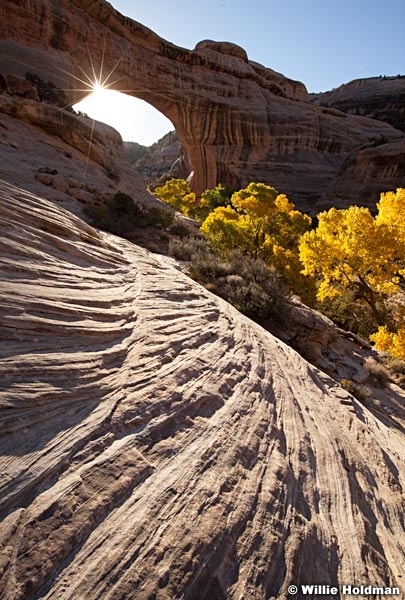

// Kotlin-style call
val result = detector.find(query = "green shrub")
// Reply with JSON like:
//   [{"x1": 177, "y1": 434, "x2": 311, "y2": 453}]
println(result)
[
  {"x1": 108, "y1": 192, "x2": 140, "y2": 216},
  {"x1": 142, "y1": 206, "x2": 174, "y2": 228},
  {"x1": 85, "y1": 193, "x2": 174, "y2": 238}
]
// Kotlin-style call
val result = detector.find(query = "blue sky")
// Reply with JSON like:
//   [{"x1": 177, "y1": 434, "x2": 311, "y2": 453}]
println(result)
[{"x1": 75, "y1": 0, "x2": 405, "y2": 145}]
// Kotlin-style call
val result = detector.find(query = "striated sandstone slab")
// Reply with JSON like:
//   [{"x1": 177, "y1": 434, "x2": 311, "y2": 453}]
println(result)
[{"x1": 0, "y1": 180, "x2": 404, "y2": 598}]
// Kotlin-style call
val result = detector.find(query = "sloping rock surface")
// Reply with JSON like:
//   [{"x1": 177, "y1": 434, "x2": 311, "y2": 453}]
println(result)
[
  {"x1": 1, "y1": 0, "x2": 404, "y2": 211},
  {"x1": 0, "y1": 180, "x2": 404, "y2": 599},
  {"x1": 0, "y1": 105, "x2": 162, "y2": 216}
]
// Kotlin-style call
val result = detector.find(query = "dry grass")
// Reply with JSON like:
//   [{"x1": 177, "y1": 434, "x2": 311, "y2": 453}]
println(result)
[
  {"x1": 341, "y1": 378, "x2": 372, "y2": 403},
  {"x1": 363, "y1": 356, "x2": 390, "y2": 386}
]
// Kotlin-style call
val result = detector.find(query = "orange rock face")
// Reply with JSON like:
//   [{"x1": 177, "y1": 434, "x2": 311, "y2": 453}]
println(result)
[{"x1": 0, "y1": 0, "x2": 404, "y2": 211}]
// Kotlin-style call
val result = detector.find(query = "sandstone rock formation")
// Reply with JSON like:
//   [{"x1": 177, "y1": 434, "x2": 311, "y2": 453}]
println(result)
[
  {"x1": 124, "y1": 131, "x2": 186, "y2": 186},
  {"x1": 315, "y1": 138, "x2": 405, "y2": 213},
  {"x1": 311, "y1": 76, "x2": 405, "y2": 132},
  {"x1": 1, "y1": 179, "x2": 405, "y2": 599},
  {"x1": 309, "y1": 77, "x2": 405, "y2": 211},
  {"x1": 0, "y1": 97, "x2": 162, "y2": 215},
  {"x1": 1, "y1": 0, "x2": 405, "y2": 212}
]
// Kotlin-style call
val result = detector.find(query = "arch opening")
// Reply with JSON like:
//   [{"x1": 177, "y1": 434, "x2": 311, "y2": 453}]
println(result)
[{"x1": 73, "y1": 89, "x2": 173, "y2": 147}]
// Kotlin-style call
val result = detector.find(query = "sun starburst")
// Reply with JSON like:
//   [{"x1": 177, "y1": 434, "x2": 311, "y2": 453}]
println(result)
[
  {"x1": 91, "y1": 80, "x2": 105, "y2": 94},
  {"x1": 15, "y1": 26, "x2": 173, "y2": 178}
]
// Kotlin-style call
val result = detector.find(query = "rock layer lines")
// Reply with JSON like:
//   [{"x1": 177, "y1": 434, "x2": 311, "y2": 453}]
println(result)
[{"x1": 0, "y1": 181, "x2": 404, "y2": 599}]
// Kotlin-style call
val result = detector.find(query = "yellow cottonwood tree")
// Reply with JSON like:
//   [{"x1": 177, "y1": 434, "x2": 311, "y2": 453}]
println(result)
[
  {"x1": 299, "y1": 205, "x2": 402, "y2": 323},
  {"x1": 154, "y1": 178, "x2": 197, "y2": 217},
  {"x1": 201, "y1": 183, "x2": 312, "y2": 296},
  {"x1": 198, "y1": 183, "x2": 232, "y2": 221},
  {"x1": 299, "y1": 189, "x2": 405, "y2": 357},
  {"x1": 370, "y1": 188, "x2": 405, "y2": 357},
  {"x1": 375, "y1": 188, "x2": 405, "y2": 283},
  {"x1": 370, "y1": 326, "x2": 405, "y2": 360},
  {"x1": 200, "y1": 206, "x2": 252, "y2": 255},
  {"x1": 376, "y1": 188, "x2": 405, "y2": 242}
]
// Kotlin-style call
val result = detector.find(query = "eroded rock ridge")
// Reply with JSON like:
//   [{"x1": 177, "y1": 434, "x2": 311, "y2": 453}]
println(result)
[{"x1": 0, "y1": 180, "x2": 404, "y2": 599}]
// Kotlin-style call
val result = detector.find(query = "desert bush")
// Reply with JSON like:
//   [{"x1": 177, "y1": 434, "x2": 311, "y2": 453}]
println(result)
[
  {"x1": 142, "y1": 206, "x2": 174, "y2": 228},
  {"x1": 363, "y1": 357, "x2": 390, "y2": 386},
  {"x1": 86, "y1": 204, "x2": 109, "y2": 228},
  {"x1": 224, "y1": 279, "x2": 279, "y2": 319},
  {"x1": 341, "y1": 378, "x2": 372, "y2": 403},
  {"x1": 108, "y1": 192, "x2": 140, "y2": 216},
  {"x1": 177, "y1": 245, "x2": 288, "y2": 324},
  {"x1": 86, "y1": 192, "x2": 174, "y2": 238},
  {"x1": 86, "y1": 193, "x2": 139, "y2": 237},
  {"x1": 168, "y1": 237, "x2": 210, "y2": 261},
  {"x1": 188, "y1": 250, "x2": 234, "y2": 282},
  {"x1": 168, "y1": 220, "x2": 193, "y2": 238},
  {"x1": 384, "y1": 356, "x2": 405, "y2": 385},
  {"x1": 386, "y1": 357, "x2": 405, "y2": 375}
]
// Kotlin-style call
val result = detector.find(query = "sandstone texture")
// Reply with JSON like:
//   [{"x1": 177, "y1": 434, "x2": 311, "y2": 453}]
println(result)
[
  {"x1": 315, "y1": 138, "x2": 405, "y2": 212},
  {"x1": 311, "y1": 76, "x2": 405, "y2": 132},
  {"x1": 0, "y1": 102, "x2": 165, "y2": 217},
  {"x1": 124, "y1": 131, "x2": 186, "y2": 186},
  {"x1": 1, "y1": 179, "x2": 404, "y2": 599},
  {"x1": 1, "y1": 0, "x2": 405, "y2": 212}
]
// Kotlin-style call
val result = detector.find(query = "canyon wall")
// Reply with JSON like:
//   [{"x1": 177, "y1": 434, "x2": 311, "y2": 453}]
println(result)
[
  {"x1": 0, "y1": 0, "x2": 404, "y2": 212},
  {"x1": 311, "y1": 76, "x2": 405, "y2": 132}
]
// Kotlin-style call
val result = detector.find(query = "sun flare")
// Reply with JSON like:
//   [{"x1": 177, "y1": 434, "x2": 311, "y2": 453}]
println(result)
[
  {"x1": 68, "y1": 41, "x2": 173, "y2": 145},
  {"x1": 91, "y1": 80, "x2": 106, "y2": 94},
  {"x1": 80, "y1": 86, "x2": 122, "y2": 114}
]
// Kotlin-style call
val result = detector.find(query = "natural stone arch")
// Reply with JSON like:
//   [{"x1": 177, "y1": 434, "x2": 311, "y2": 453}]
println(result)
[
  {"x1": 1, "y1": 0, "x2": 404, "y2": 210},
  {"x1": 0, "y1": 0, "x2": 307, "y2": 196},
  {"x1": 63, "y1": 8, "x2": 306, "y2": 196}
]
